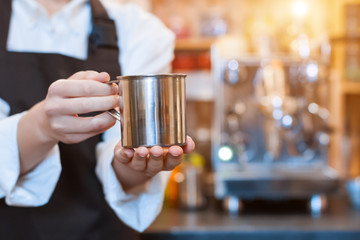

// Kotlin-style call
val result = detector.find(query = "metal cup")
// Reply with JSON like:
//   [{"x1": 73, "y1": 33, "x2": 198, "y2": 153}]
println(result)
[{"x1": 108, "y1": 73, "x2": 187, "y2": 148}]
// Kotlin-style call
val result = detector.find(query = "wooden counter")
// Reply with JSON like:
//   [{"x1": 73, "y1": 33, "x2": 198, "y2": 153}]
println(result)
[{"x1": 141, "y1": 195, "x2": 360, "y2": 240}]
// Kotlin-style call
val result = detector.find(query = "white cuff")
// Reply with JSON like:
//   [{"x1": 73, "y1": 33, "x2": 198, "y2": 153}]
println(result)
[
  {"x1": 0, "y1": 112, "x2": 62, "y2": 207},
  {"x1": 96, "y1": 138, "x2": 171, "y2": 232}
]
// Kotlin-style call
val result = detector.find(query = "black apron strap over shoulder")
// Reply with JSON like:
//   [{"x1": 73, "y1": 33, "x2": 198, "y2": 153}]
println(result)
[
  {"x1": 90, "y1": 0, "x2": 111, "y2": 20},
  {"x1": 87, "y1": 0, "x2": 121, "y2": 77},
  {"x1": 89, "y1": 0, "x2": 118, "y2": 51},
  {"x1": 0, "y1": 0, "x2": 12, "y2": 51}
]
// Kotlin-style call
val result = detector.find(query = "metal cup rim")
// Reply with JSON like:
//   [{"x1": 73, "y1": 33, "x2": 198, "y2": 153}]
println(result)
[{"x1": 116, "y1": 73, "x2": 187, "y2": 80}]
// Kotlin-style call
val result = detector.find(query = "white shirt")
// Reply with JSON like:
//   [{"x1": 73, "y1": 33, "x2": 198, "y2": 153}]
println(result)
[{"x1": 0, "y1": 0, "x2": 175, "y2": 232}]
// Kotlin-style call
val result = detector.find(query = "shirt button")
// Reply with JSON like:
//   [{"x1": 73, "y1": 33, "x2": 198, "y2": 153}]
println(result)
[{"x1": 55, "y1": 25, "x2": 67, "y2": 35}]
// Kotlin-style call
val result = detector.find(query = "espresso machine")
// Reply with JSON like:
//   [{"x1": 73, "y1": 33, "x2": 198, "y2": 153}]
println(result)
[{"x1": 211, "y1": 37, "x2": 341, "y2": 214}]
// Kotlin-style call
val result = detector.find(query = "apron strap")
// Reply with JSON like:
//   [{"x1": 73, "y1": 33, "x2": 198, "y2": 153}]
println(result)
[
  {"x1": 87, "y1": 0, "x2": 121, "y2": 77},
  {"x1": 89, "y1": 0, "x2": 118, "y2": 51},
  {"x1": 0, "y1": 0, "x2": 12, "y2": 52}
]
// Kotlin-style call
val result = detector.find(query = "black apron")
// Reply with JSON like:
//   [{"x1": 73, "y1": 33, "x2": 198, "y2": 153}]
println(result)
[{"x1": 0, "y1": 0, "x2": 138, "y2": 239}]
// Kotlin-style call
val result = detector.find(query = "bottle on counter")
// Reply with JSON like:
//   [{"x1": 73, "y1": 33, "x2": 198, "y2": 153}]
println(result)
[{"x1": 177, "y1": 152, "x2": 207, "y2": 210}]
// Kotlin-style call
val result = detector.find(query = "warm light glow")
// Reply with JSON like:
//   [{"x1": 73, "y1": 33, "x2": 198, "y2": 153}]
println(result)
[
  {"x1": 271, "y1": 96, "x2": 283, "y2": 108},
  {"x1": 228, "y1": 59, "x2": 239, "y2": 71},
  {"x1": 218, "y1": 146, "x2": 233, "y2": 162},
  {"x1": 319, "y1": 133, "x2": 330, "y2": 145},
  {"x1": 319, "y1": 108, "x2": 330, "y2": 120},
  {"x1": 292, "y1": 1, "x2": 308, "y2": 18},
  {"x1": 282, "y1": 115, "x2": 293, "y2": 128},
  {"x1": 174, "y1": 172, "x2": 185, "y2": 183},
  {"x1": 273, "y1": 109, "x2": 283, "y2": 120},
  {"x1": 308, "y1": 103, "x2": 319, "y2": 114},
  {"x1": 306, "y1": 63, "x2": 318, "y2": 82}
]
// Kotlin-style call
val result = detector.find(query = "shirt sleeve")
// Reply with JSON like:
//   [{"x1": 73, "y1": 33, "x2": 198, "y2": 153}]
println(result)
[
  {"x1": 0, "y1": 98, "x2": 62, "y2": 207},
  {"x1": 95, "y1": 2, "x2": 176, "y2": 232},
  {"x1": 104, "y1": 2, "x2": 176, "y2": 76},
  {"x1": 95, "y1": 123, "x2": 171, "y2": 232}
]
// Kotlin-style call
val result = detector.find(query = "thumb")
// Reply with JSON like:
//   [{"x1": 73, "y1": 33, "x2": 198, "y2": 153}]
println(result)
[
  {"x1": 94, "y1": 72, "x2": 111, "y2": 83},
  {"x1": 68, "y1": 71, "x2": 89, "y2": 80},
  {"x1": 67, "y1": 71, "x2": 110, "y2": 83}
]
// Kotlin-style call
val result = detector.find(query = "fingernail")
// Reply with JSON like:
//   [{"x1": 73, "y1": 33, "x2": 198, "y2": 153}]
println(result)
[
  {"x1": 169, "y1": 146, "x2": 182, "y2": 157},
  {"x1": 136, "y1": 147, "x2": 148, "y2": 158},
  {"x1": 150, "y1": 146, "x2": 163, "y2": 157},
  {"x1": 111, "y1": 85, "x2": 118, "y2": 94},
  {"x1": 151, "y1": 150, "x2": 162, "y2": 158},
  {"x1": 123, "y1": 148, "x2": 134, "y2": 158},
  {"x1": 171, "y1": 152, "x2": 181, "y2": 157}
]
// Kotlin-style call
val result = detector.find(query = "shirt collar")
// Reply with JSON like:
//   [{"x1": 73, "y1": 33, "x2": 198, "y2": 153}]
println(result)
[{"x1": 15, "y1": 0, "x2": 89, "y2": 35}]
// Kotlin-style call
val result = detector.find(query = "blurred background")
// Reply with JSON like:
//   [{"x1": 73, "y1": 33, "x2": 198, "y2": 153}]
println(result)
[{"x1": 117, "y1": 0, "x2": 360, "y2": 238}]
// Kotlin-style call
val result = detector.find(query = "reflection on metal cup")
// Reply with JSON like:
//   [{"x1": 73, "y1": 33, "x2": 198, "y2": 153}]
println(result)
[{"x1": 117, "y1": 73, "x2": 187, "y2": 148}]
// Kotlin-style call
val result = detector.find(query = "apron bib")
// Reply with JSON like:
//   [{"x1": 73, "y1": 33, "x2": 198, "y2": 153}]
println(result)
[{"x1": 0, "y1": 0, "x2": 138, "y2": 239}]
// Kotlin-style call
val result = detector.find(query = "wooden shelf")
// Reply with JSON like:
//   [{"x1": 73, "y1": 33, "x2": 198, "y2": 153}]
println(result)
[
  {"x1": 342, "y1": 81, "x2": 360, "y2": 94},
  {"x1": 330, "y1": 36, "x2": 360, "y2": 43},
  {"x1": 175, "y1": 38, "x2": 216, "y2": 51}
]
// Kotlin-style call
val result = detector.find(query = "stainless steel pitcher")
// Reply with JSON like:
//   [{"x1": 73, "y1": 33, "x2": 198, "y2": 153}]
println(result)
[{"x1": 108, "y1": 73, "x2": 187, "y2": 148}]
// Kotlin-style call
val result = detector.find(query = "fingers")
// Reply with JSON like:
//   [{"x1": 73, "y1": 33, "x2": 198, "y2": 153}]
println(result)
[
  {"x1": 163, "y1": 145, "x2": 183, "y2": 171},
  {"x1": 68, "y1": 70, "x2": 110, "y2": 83},
  {"x1": 57, "y1": 132, "x2": 104, "y2": 144},
  {"x1": 113, "y1": 136, "x2": 195, "y2": 177},
  {"x1": 68, "y1": 71, "x2": 89, "y2": 79},
  {"x1": 46, "y1": 74, "x2": 120, "y2": 116},
  {"x1": 129, "y1": 147, "x2": 148, "y2": 171},
  {"x1": 47, "y1": 112, "x2": 117, "y2": 134},
  {"x1": 114, "y1": 147, "x2": 135, "y2": 164},
  {"x1": 48, "y1": 79, "x2": 118, "y2": 98},
  {"x1": 47, "y1": 95, "x2": 119, "y2": 115},
  {"x1": 114, "y1": 145, "x2": 186, "y2": 175},
  {"x1": 46, "y1": 112, "x2": 117, "y2": 144},
  {"x1": 182, "y1": 136, "x2": 195, "y2": 154},
  {"x1": 43, "y1": 71, "x2": 117, "y2": 144},
  {"x1": 94, "y1": 72, "x2": 111, "y2": 83},
  {"x1": 115, "y1": 146, "x2": 148, "y2": 171},
  {"x1": 147, "y1": 146, "x2": 164, "y2": 176},
  {"x1": 118, "y1": 81, "x2": 123, "y2": 96},
  {"x1": 119, "y1": 96, "x2": 124, "y2": 110}
]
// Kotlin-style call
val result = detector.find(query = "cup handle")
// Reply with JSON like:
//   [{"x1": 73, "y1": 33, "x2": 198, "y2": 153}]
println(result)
[
  {"x1": 106, "y1": 79, "x2": 122, "y2": 122},
  {"x1": 107, "y1": 79, "x2": 119, "y2": 85},
  {"x1": 107, "y1": 109, "x2": 121, "y2": 122}
]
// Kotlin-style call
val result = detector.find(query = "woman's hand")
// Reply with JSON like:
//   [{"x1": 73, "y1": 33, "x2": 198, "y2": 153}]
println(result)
[
  {"x1": 40, "y1": 70, "x2": 119, "y2": 144},
  {"x1": 112, "y1": 136, "x2": 195, "y2": 191},
  {"x1": 18, "y1": 70, "x2": 118, "y2": 175}
]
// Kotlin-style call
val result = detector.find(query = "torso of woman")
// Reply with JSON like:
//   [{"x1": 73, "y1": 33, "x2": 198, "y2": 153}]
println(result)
[{"x1": 0, "y1": 0, "x2": 138, "y2": 239}]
